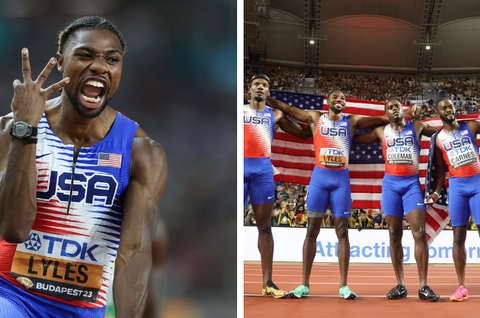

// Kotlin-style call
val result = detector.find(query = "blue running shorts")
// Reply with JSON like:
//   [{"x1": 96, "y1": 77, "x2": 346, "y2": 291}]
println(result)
[
  {"x1": 0, "y1": 277, "x2": 106, "y2": 318},
  {"x1": 244, "y1": 157, "x2": 275, "y2": 205},
  {"x1": 382, "y1": 174, "x2": 425, "y2": 218},
  {"x1": 306, "y1": 167, "x2": 351, "y2": 218},
  {"x1": 448, "y1": 174, "x2": 480, "y2": 227}
]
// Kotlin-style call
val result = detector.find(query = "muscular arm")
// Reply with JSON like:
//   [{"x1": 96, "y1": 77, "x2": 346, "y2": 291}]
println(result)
[
  {"x1": 352, "y1": 126, "x2": 384, "y2": 144},
  {"x1": 275, "y1": 110, "x2": 312, "y2": 140},
  {"x1": 414, "y1": 120, "x2": 439, "y2": 138},
  {"x1": 466, "y1": 120, "x2": 480, "y2": 136},
  {"x1": 350, "y1": 114, "x2": 389, "y2": 131},
  {"x1": 426, "y1": 143, "x2": 445, "y2": 204},
  {"x1": 0, "y1": 115, "x2": 38, "y2": 242},
  {"x1": 267, "y1": 96, "x2": 317, "y2": 126},
  {"x1": 0, "y1": 51, "x2": 69, "y2": 243},
  {"x1": 113, "y1": 131, "x2": 168, "y2": 318}
]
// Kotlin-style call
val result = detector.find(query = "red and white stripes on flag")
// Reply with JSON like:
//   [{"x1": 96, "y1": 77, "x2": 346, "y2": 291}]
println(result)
[
  {"x1": 270, "y1": 92, "x2": 480, "y2": 244},
  {"x1": 98, "y1": 153, "x2": 122, "y2": 168}
]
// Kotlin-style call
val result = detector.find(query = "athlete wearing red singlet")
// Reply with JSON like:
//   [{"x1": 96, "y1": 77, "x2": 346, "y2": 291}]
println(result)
[
  {"x1": 243, "y1": 74, "x2": 311, "y2": 299},
  {"x1": 353, "y1": 100, "x2": 439, "y2": 301},
  {"x1": 427, "y1": 99, "x2": 480, "y2": 302},
  {"x1": 267, "y1": 92, "x2": 413, "y2": 300}
]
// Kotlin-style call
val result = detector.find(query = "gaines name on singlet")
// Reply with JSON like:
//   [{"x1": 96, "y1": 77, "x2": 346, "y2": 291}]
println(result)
[{"x1": 386, "y1": 137, "x2": 414, "y2": 165}]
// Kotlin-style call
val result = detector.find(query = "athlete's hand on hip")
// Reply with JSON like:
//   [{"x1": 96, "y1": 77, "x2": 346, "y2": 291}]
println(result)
[{"x1": 11, "y1": 48, "x2": 70, "y2": 125}]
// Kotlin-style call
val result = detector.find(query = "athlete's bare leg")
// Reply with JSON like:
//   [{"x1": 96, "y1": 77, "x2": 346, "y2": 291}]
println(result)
[
  {"x1": 407, "y1": 209, "x2": 428, "y2": 286},
  {"x1": 334, "y1": 217, "x2": 350, "y2": 288},
  {"x1": 301, "y1": 216, "x2": 322, "y2": 287},
  {"x1": 252, "y1": 202, "x2": 275, "y2": 286},
  {"x1": 386, "y1": 215, "x2": 405, "y2": 286},
  {"x1": 452, "y1": 225, "x2": 468, "y2": 287}
]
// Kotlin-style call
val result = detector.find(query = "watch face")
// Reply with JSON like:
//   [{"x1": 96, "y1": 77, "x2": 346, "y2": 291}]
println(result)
[{"x1": 14, "y1": 122, "x2": 29, "y2": 138}]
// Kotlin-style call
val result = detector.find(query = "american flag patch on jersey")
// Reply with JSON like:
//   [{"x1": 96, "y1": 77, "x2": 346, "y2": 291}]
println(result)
[{"x1": 98, "y1": 153, "x2": 122, "y2": 168}]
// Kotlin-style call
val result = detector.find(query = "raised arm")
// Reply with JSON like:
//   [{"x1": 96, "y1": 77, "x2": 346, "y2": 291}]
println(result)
[
  {"x1": 351, "y1": 114, "x2": 389, "y2": 130},
  {"x1": 352, "y1": 126, "x2": 384, "y2": 144},
  {"x1": 426, "y1": 143, "x2": 445, "y2": 204},
  {"x1": 267, "y1": 96, "x2": 317, "y2": 125},
  {"x1": 414, "y1": 120, "x2": 440, "y2": 138},
  {"x1": 113, "y1": 132, "x2": 168, "y2": 318},
  {"x1": 0, "y1": 49, "x2": 69, "y2": 243},
  {"x1": 466, "y1": 120, "x2": 480, "y2": 136},
  {"x1": 274, "y1": 110, "x2": 312, "y2": 140}
]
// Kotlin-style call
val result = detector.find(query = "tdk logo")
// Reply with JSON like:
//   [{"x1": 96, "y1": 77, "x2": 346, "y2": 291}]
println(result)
[
  {"x1": 244, "y1": 115, "x2": 271, "y2": 126},
  {"x1": 43, "y1": 235, "x2": 99, "y2": 262},
  {"x1": 386, "y1": 136, "x2": 414, "y2": 147},
  {"x1": 443, "y1": 137, "x2": 472, "y2": 152},
  {"x1": 24, "y1": 233, "x2": 42, "y2": 251},
  {"x1": 320, "y1": 127, "x2": 347, "y2": 137},
  {"x1": 37, "y1": 171, "x2": 118, "y2": 207},
  {"x1": 321, "y1": 149, "x2": 345, "y2": 156}
]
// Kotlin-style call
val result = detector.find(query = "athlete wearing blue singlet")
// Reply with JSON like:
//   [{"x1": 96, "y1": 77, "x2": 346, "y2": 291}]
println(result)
[
  {"x1": 0, "y1": 17, "x2": 167, "y2": 317},
  {"x1": 267, "y1": 92, "x2": 411, "y2": 300},
  {"x1": 244, "y1": 74, "x2": 311, "y2": 299},
  {"x1": 353, "y1": 100, "x2": 439, "y2": 301},
  {"x1": 427, "y1": 99, "x2": 480, "y2": 301}
]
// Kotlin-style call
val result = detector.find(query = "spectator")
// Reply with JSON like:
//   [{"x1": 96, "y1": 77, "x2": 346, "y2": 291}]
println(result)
[
  {"x1": 355, "y1": 210, "x2": 374, "y2": 229},
  {"x1": 295, "y1": 206, "x2": 307, "y2": 227},
  {"x1": 244, "y1": 205, "x2": 255, "y2": 226},
  {"x1": 272, "y1": 204, "x2": 281, "y2": 227},
  {"x1": 277, "y1": 202, "x2": 293, "y2": 227}
]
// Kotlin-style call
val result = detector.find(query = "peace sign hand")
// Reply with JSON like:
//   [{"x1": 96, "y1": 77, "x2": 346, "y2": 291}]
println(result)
[{"x1": 11, "y1": 48, "x2": 70, "y2": 125}]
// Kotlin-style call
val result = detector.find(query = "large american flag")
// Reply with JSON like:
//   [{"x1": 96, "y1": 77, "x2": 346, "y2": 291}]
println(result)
[{"x1": 268, "y1": 91, "x2": 480, "y2": 245}]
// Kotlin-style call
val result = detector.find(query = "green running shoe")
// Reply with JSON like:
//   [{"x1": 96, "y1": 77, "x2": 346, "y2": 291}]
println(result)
[
  {"x1": 339, "y1": 286, "x2": 356, "y2": 300},
  {"x1": 289, "y1": 285, "x2": 309, "y2": 298}
]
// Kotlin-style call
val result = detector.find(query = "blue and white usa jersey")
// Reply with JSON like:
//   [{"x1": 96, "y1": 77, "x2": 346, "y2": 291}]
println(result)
[{"x1": 0, "y1": 112, "x2": 138, "y2": 308}]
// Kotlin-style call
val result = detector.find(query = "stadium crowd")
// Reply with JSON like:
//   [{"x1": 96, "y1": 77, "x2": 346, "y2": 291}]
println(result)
[
  {"x1": 244, "y1": 66, "x2": 480, "y2": 119},
  {"x1": 244, "y1": 182, "x2": 477, "y2": 230}
]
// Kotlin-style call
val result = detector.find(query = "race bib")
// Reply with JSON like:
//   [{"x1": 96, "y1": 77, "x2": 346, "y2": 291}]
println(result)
[
  {"x1": 319, "y1": 148, "x2": 346, "y2": 167},
  {"x1": 386, "y1": 146, "x2": 413, "y2": 165},
  {"x1": 448, "y1": 144, "x2": 477, "y2": 169},
  {"x1": 11, "y1": 230, "x2": 106, "y2": 303}
]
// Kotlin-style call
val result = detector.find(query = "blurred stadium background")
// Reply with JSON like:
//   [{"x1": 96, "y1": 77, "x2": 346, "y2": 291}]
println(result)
[{"x1": 0, "y1": 0, "x2": 236, "y2": 317}]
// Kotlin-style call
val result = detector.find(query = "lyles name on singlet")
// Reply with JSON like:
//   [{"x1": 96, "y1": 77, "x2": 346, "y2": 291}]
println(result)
[
  {"x1": 318, "y1": 148, "x2": 347, "y2": 167},
  {"x1": 442, "y1": 131, "x2": 477, "y2": 169},
  {"x1": 318, "y1": 121, "x2": 348, "y2": 168},
  {"x1": 11, "y1": 230, "x2": 106, "y2": 303}
]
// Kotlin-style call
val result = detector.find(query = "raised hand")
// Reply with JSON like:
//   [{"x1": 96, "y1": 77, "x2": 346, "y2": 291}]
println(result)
[
  {"x1": 11, "y1": 48, "x2": 70, "y2": 125},
  {"x1": 403, "y1": 104, "x2": 419, "y2": 118}
]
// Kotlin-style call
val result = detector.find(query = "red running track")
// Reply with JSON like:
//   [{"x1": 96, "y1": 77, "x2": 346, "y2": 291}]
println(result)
[{"x1": 244, "y1": 262, "x2": 480, "y2": 318}]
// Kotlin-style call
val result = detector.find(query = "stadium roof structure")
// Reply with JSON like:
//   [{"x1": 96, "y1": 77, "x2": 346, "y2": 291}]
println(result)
[{"x1": 244, "y1": 0, "x2": 480, "y2": 75}]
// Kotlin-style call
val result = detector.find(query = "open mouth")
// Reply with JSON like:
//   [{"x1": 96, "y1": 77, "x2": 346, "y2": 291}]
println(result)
[{"x1": 80, "y1": 79, "x2": 106, "y2": 109}]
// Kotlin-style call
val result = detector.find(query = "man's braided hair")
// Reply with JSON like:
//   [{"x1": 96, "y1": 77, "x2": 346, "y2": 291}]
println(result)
[{"x1": 57, "y1": 16, "x2": 126, "y2": 54}]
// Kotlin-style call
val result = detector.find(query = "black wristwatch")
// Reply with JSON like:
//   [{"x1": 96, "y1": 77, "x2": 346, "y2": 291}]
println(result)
[{"x1": 10, "y1": 121, "x2": 38, "y2": 144}]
